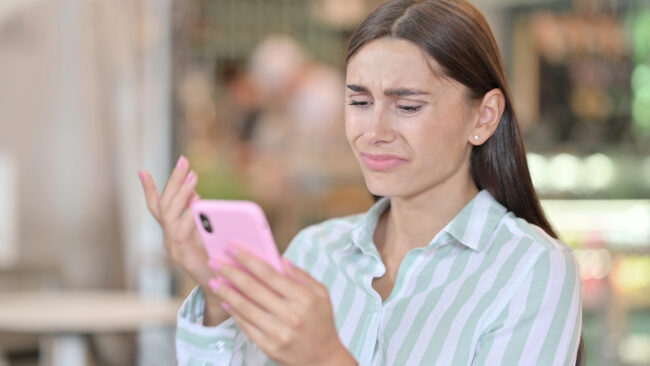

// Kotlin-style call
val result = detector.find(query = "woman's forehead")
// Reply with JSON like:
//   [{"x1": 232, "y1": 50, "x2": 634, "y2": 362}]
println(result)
[{"x1": 345, "y1": 38, "x2": 447, "y2": 89}]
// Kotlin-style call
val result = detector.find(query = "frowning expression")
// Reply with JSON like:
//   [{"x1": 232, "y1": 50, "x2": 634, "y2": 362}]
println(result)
[{"x1": 345, "y1": 37, "x2": 476, "y2": 199}]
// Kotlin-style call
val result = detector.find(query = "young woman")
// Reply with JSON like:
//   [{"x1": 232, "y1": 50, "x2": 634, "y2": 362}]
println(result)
[{"x1": 138, "y1": 0, "x2": 583, "y2": 365}]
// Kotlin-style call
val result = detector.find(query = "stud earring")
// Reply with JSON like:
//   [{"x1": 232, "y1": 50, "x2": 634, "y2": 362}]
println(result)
[{"x1": 474, "y1": 135, "x2": 479, "y2": 141}]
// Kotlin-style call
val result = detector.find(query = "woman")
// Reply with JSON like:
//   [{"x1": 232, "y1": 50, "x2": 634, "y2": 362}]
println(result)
[{"x1": 138, "y1": 0, "x2": 583, "y2": 365}]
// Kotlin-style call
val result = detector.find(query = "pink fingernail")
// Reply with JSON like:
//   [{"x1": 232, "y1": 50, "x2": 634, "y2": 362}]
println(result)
[
  {"x1": 209, "y1": 260, "x2": 221, "y2": 272},
  {"x1": 221, "y1": 302, "x2": 231, "y2": 311},
  {"x1": 137, "y1": 170, "x2": 144, "y2": 181},
  {"x1": 176, "y1": 156, "x2": 186, "y2": 170},
  {"x1": 225, "y1": 245, "x2": 239, "y2": 257},
  {"x1": 283, "y1": 258, "x2": 295, "y2": 267},
  {"x1": 185, "y1": 171, "x2": 196, "y2": 184},
  {"x1": 209, "y1": 278, "x2": 221, "y2": 292}
]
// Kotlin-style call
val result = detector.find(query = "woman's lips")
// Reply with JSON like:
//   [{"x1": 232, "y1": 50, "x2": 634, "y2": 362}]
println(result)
[{"x1": 360, "y1": 152, "x2": 408, "y2": 171}]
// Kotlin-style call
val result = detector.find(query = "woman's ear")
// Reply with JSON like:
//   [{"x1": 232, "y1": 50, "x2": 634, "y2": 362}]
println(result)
[{"x1": 468, "y1": 88, "x2": 505, "y2": 146}]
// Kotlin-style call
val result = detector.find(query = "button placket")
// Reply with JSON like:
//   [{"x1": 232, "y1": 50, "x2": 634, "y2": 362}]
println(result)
[{"x1": 210, "y1": 339, "x2": 225, "y2": 352}]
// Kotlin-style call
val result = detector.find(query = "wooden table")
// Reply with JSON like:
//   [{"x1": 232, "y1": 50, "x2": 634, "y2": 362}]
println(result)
[{"x1": 0, "y1": 290, "x2": 182, "y2": 366}]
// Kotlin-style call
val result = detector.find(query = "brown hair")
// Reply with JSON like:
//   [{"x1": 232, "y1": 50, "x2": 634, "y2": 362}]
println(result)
[
  {"x1": 347, "y1": 0, "x2": 554, "y2": 238},
  {"x1": 346, "y1": 1, "x2": 583, "y2": 364}
]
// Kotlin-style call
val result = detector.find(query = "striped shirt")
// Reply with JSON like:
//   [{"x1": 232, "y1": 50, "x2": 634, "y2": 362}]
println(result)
[{"x1": 176, "y1": 190, "x2": 582, "y2": 365}]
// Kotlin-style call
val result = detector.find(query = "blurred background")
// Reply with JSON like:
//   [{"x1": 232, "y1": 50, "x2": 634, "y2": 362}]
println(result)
[{"x1": 1, "y1": 0, "x2": 649, "y2": 365}]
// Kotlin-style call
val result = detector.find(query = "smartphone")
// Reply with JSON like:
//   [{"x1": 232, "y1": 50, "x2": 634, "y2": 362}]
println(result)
[{"x1": 190, "y1": 200, "x2": 284, "y2": 275}]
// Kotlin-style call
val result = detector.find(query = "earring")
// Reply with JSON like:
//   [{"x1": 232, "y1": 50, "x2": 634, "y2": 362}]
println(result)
[{"x1": 474, "y1": 135, "x2": 479, "y2": 141}]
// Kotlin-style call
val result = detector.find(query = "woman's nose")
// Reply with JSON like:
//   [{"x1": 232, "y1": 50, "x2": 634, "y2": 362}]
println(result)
[{"x1": 364, "y1": 107, "x2": 396, "y2": 145}]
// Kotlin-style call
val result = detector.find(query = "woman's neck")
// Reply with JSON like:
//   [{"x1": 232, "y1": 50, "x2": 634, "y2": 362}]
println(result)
[{"x1": 377, "y1": 175, "x2": 479, "y2": 255}]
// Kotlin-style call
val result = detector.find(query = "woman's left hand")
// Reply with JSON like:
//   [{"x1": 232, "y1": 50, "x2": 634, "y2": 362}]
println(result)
[{"x1": 211, "y1": 247, "x2": 357, "y2": 366}]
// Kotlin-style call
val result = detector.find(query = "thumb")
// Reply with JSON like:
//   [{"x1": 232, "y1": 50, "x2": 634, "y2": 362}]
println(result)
[{"x1": 138, "y1": 170, "x2": 161, "y2": 222}]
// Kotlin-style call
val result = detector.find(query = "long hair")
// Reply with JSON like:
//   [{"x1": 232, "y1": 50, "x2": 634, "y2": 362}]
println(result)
[
  {"x1": 346, "y1": 0, "x2": 555, "y2": 238},
  {"x1": 346, "y1": 1, "x2": 583, "y2": 364}
]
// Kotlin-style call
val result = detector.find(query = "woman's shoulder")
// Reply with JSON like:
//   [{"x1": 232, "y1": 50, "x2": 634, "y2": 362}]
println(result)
[
  {"x1": 496, "y1": 211, "x2": 570, "y2": 251},
  {"x1": 497, "y1": 212, "x2": 578, "y2": 274},
  {"x1": 487, "y1": 212, "x2": 581, "y2": 309}
]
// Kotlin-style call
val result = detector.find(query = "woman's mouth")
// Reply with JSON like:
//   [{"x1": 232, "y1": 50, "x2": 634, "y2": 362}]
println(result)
[{"x1": 360, "y1": 152, "x2": 408, "y2": 171}]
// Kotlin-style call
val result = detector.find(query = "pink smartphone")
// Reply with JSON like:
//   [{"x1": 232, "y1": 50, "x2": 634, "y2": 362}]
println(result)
[{"x1": 190, "y1": 199, "x2": 284, "y2": 275}]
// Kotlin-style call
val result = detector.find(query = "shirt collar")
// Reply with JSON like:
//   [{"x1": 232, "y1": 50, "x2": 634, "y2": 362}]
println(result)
[
  {"x1": 350, "y1": 190, "x2": 507, "y2": 254},
  {"x1": 350, "y1": 196, "x2": 390, "y2": 259},
  {"x1": 440, "y1": 190, "x2": 507, "y2": 251}
]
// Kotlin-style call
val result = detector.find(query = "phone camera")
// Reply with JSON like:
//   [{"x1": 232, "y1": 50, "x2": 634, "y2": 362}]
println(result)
[{"x1": 199, "y1": 213, "x2": 213, "y2": 233}]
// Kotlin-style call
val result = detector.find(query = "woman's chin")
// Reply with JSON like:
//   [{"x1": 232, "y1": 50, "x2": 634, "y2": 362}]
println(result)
[{"x1": 365, "y1": 181, "x2": 403, "y2": 198}]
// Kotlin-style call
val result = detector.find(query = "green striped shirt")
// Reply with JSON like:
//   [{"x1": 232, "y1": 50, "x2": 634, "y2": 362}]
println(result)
[{"x1": 176, "y1": 190, "x2": 582, "y2": 365}]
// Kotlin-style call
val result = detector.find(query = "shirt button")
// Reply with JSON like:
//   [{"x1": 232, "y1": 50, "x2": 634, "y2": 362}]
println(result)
[{"x1": 210, "y1": 340, "x2": 225, "y2": 352}]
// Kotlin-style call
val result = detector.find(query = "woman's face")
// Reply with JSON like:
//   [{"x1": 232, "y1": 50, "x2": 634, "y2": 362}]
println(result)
[{"x1": 345, "y1": 37, "x2": 477, "y2": 199}]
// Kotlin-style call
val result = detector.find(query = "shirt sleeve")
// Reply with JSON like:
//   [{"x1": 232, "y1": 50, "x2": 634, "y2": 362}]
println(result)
[
  {"x1": 472, "y1": 248, "x2": 583, "y2": 366},
  {"x1": 175, "y1": 286, "x2": 242, "y2": 365}
]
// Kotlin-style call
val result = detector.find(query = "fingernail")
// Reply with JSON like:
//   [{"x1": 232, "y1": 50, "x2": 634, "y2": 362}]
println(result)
[
  {"x1": 185, "y1": 171, "x2": 196, "y2": 184},
  {"x1": 192, "y1": 195, "x2": 201, "y2": 203},
  {"x1": 176, "y1": 155, "x2": 186, "y2": 170},
  {"x1": 209, "y1": 278, "x2": 221, "y2": 292},
  {"x1": 209, "y1": 260, "x2": 220, "y2": 273},
  {"x1": 283, "y1": 258, "x2": 294, "y2": 267},
  {"x1": 137, "y1": 170, "x2": 144, "y2": 181},
  {"x1": 225, "y1": 245, "x2": 238, "y2": 257},
  {"x1": 221, "y1": 301, "x2": 231, "y2": 311}
]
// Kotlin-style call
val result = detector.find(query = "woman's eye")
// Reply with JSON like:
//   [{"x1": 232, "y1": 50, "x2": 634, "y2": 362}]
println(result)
[
  {"x1": 398, "y1": 105, "x2": 422, "y2": 114},
  {"x1": 347, "y1": 100, "x2": 370, "y2": 107}
]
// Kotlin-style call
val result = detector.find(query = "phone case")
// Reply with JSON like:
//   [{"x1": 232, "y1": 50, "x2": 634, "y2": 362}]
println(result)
[{"x1": 190, "y1": 200, "x2": 284, "y2": 276}]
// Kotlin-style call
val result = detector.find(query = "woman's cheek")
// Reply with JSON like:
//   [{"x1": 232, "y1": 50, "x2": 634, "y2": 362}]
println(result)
[{"x1": 344, "y1": 113, "x2": 364, "y2": 146}]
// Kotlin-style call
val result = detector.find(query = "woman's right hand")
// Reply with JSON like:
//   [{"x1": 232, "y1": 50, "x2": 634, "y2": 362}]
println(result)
[{"x1": 137, "y1": 155, "x2": 229, "y2": 326}]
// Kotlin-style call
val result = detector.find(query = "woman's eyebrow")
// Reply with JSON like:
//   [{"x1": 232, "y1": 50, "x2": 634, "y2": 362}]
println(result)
[
  {"x1": 346, "y1": 84, "x2": 430, "y2": 97},
  {"x1": 384, "y1": 88, "x2": 430, "y2": 97},
  {"x1": 346, "y1": 84, "x2": 367, "y2": 93}
]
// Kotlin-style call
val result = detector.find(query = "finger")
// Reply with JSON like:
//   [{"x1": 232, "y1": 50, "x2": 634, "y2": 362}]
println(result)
[
  {"x1": 185, "y1": 189, "x2": 199, "y2": 210},
  {"x1": 159, "y1": 155, "x2": 190, "y2": 212},
  {"x1": 212, "y1": 276, "x2": 282, "y2": 334},
  {"x1": 161, "y1": 171, "x2": 198, "y2": 226},
  {"x1": 227, "y1": 247, "x2": 310, "y2": 302},
  {"x1": 217, "y1": 260, "x2": 293, "y2": 319},
  {"x1": 138, "y1": 170, "x2": 162, "y2": 222},
  {"x1": 192, "y1": 227, "x2": 205, "y2": 246},
  {"x1": 223, "y1": 303, "x2": 273, "y2": 353},
  {"x1": 283, "y1": 258, "x2": 326, "y2": 293},
  {"x1": 176, "y1": 207, "x2": 197, "y2": 244}
]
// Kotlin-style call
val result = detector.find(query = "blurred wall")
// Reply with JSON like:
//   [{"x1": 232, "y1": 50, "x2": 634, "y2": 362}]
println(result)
[
  {"x1": 0, "y1": 0, "x2": 126, "y2": 288},
  {"x1": 0, "y1": 0, "x2": 175, "y2": 364}
]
